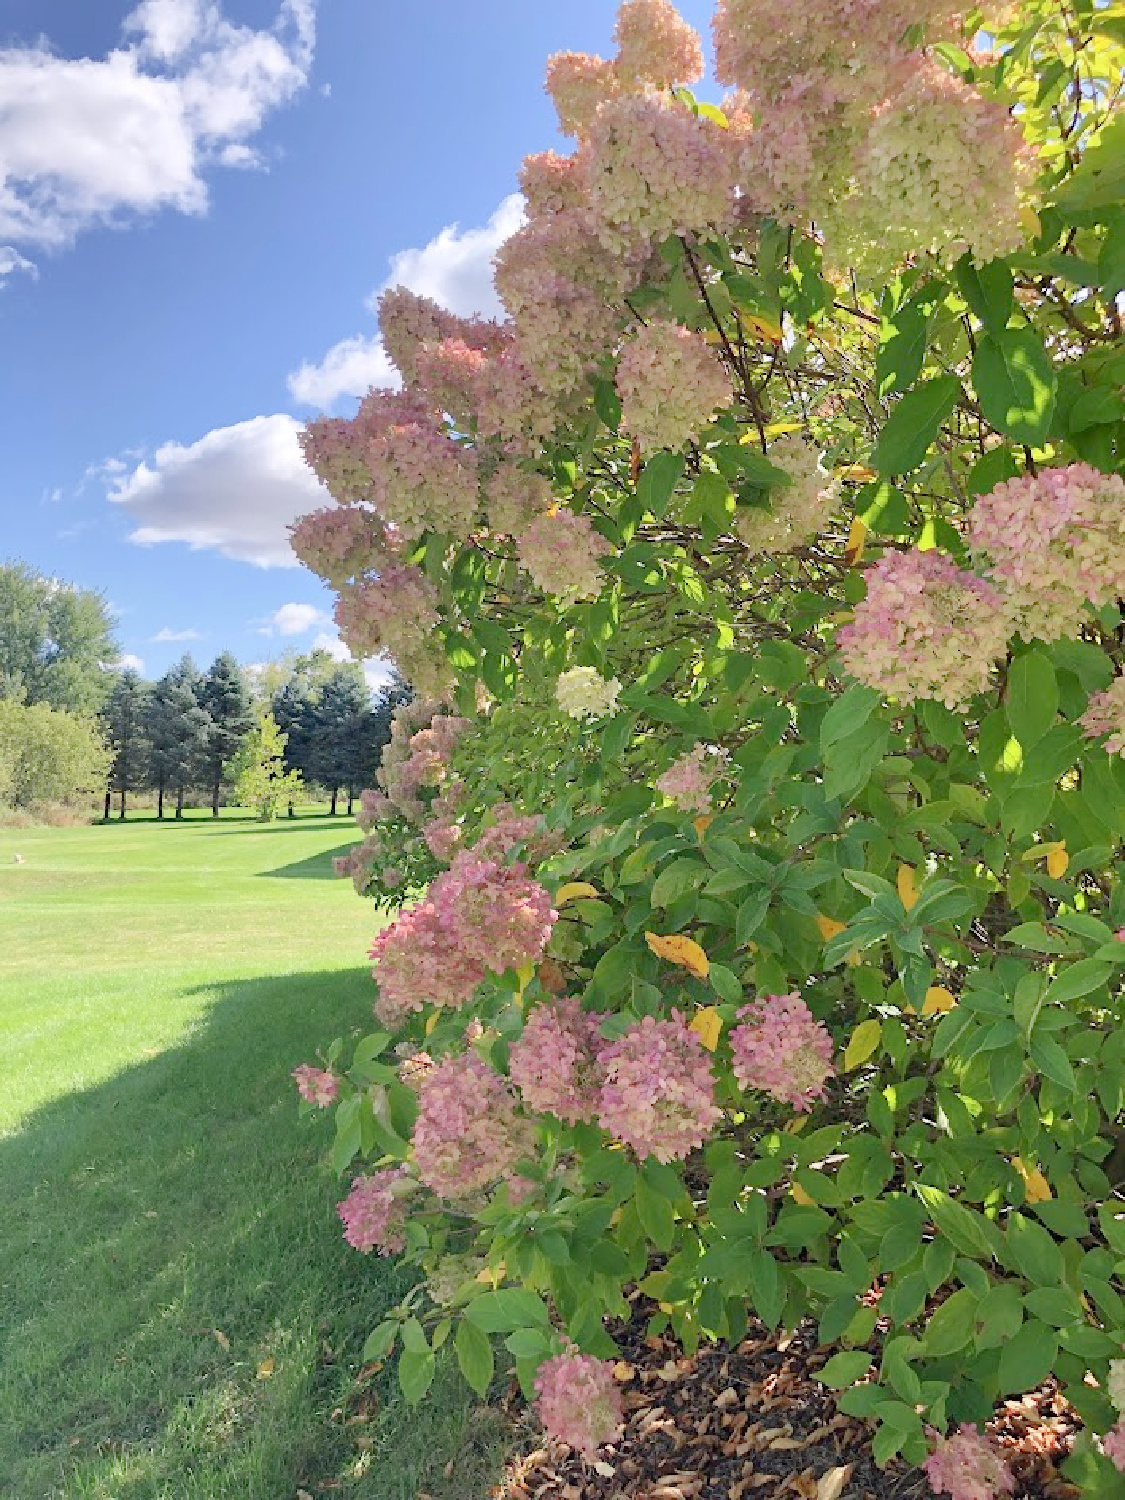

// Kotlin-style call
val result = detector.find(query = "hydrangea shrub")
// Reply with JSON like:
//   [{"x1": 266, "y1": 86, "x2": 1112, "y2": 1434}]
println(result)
[{"x1": 289, "y1": 0, "x2": 1125, "y2": 1488}]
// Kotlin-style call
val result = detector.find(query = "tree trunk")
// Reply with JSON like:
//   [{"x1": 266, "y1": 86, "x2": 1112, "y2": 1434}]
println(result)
[
  {"x1": 347, "y1": 791, "x2": 354, "y2": 816},
  {"x1": 119, "y1": 787, "x2": 126, "y2": 820},
  {"x1": 330, "y1": 787, "x2": 338, "y2": 816},
  {"x1": 176, "y1": 784, "x2": 185, "y2": 819},
  {"x1": 103, "y1": 790, "x2": 111, "y2": 821},
  {"x1": 287, "y1": 800, "x2": 295, "y2": 819},
  {"x1": 157, "y1": 779, "x2": 165, "y2": 820},
  {"x1": 212, "y1": 772, "x2": 221, "y2": 818}
]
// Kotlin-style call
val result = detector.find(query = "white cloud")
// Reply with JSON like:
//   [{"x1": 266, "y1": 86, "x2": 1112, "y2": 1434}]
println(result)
[
  {"x1": 265, "y1": 601, "x2": 327, "y2": 635},
  {"x1": 310, "y1": 630, "x2": 396, "y2": 693},
  {"x1": 287, "y1": 192, "x2": 525, "y2": 410},
  {"x1": 108, "y1": 413, "x2": 324, "y2": 565},
  {"x1": 151, "y1": 626, "x2": 201, "y2": 641},
  {"x1": 0, "y1": 246, "x2": 37, "y2": 284},
  {"x1": 118, "y1": 653, "x2": 147, "y2": 673},
  {"x1": 0, "y1": 0, "x2": 315, "y2": 255},
  {"x1": 311, "y1": 629, "x2": 350, "y2": 661}
]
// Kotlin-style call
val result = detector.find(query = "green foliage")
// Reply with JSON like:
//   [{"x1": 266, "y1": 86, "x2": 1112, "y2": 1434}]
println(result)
[
  {"x1": 0, "y1": 560, "x2": 119, "y2": 713},
  {"x1": 0, "y1": 696, "x2": 110, "y2": 809},
  {"x1": 231, "y1": 712, "x2": 305, "y2": 821}
]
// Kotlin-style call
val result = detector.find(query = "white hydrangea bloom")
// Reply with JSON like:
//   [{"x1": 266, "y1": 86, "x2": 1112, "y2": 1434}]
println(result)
[{"x1": 556, "y1": 667, "x2": 622, "y2": 720}]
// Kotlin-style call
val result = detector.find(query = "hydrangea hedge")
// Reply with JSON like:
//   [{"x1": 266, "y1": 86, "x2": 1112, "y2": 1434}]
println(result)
[{"x1": 290, "y1": 1, "x2": 1125, "y2": 1492}]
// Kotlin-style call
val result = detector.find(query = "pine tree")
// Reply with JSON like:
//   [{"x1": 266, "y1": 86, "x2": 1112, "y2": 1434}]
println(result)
[
  {"x1": 200, "y1": 652, "x2": 252, "y2": 817},
  {"x1": 146, "y1": 656, "x2": 212, "y2": 819},
  {"x1": 101, "y1": 668, "x2": 151, "y2": 820}
]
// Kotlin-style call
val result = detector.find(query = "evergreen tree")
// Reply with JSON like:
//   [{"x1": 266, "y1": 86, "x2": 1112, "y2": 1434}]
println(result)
[
  {"x1": 146, "y1": 656, "x2": 212, "y2": 819},
  {"x1": 309, "y1": 664, "x2": 371, "y2": 815},
  {"x1": 101, "y1": 668, "x2": 151, "y2": 820},
  {"x1": 200, "y1": 652, "x2": 252, "y2": 817}
]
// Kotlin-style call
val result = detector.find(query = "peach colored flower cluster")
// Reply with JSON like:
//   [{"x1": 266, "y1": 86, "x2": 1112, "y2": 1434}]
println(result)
[
  {"x1": 596, "y1": 1012, "x2": 721, "y2": 1162},
  {"x1": 838, "y1": 550, "x2": 1011, "y2": 709},
  {"x1": 534, "y1": 1351, "x2": 624, "y2": 1457},
  {"x1": 333, "y1": 565, "x2": 450, "y2": 699},
  {"x1": 730, "y1": 993, "x2": 835, "y2": 1111},
  {"x1": 337, "y1": 1168, "x2": 413, "y2": 1254},
  {"x1": 292, "y1": 1064, "x2": 339, "y2": 1107},
  {"x1": 1080, "y1": 677, "x2": 1125, "y2": 757},
  {"x1": 556, "y1": 667, "x2": 623, "y2": 720},
  {"x1": 411, "y1": 1053, "x2": 531, "y2": 1199},
  {"x1": 517, "y1": 509, "x2": 611, "y2": 601},
  {"x1": 509, "y1": 999, "x2": 607, "y2": 1124},
  {"x1": 616, "y1": 321, "x2": 732, "y2": 454},
  {"x1": 655, "y1": 743, "x2": 720, "y2": 813},
  {"x1": 922, "y1": 1424, "x2": 1015, "y2": 1500},
  {"x1": 288, "y1": 505, "x2": 395, "y2": 587},
  {"x1": 968, "y1": 464, "x2": 1125, "y2": 643}
]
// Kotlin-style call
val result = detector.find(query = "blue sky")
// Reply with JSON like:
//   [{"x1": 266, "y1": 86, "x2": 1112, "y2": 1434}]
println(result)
[{"x1": 0, "y1": 0, "x2": 712, "y2": 685}]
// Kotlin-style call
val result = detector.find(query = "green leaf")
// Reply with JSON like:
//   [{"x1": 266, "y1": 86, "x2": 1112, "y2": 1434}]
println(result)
[
  {"x1": 820, "y1": 684, "x2": 882, "y2": 754},
  {"x1": 872, "y1": 375, "x2": 961, "y2": 475},
  {"x1": 972, "y1": 328, "x2": 1058, "y2": 446},
  {"x1": 455, "y1": 1317, "x2": 495, "y2": 1397},
  {"x1": 876, "y1": 295, "x2": 931, "y2": 397},
  {"x1": 1029, "y1": 1033, "x2": 1076, "y2": 1092},
  {"x1": 650, "y1": 857, "x2": 707, "y2": 908},
  {"x1": 637, "y1": 452, "x2": 685, "y2": 516},
  {"x1": 1043, "y1": 960, "x2": 1114, "y2": 1005},
  {"x1": 465, "y1": 1289, "x2": 550, "y2": 1334},
  {"x1": 818, "y1": 1350, "x2": 873, "y2": 1388},
  {"x1": 397, "y1": 1346, "x2": 435, "y2": 1406},
  {"x1": 997, "y1": 1320, "x2": 1058, "y2": 1395},
  {"x1": 915, "y1": 1183, "x2": 997, "y2": 1259},
  {"x1": 1005, "y1": 651, "x2": 1058, "y2": 748},
  {"x1": 921, "y1": 1288, "x2": 978, "y2": 1356},
  {"x1": 1006, "y1": 1212, "x2": 1064, "y2": 1285},
  {"x1": 636, "y1": 1175, "x2": 676, "y2": 1250},
  {"x1": 362, "y1": 1320, "x2": 398, "y2": 1362},
  {"x1": 1053, "y1": 114, "x2": 1125, "y2": 211},
  {"x1": 956, "y1": 256, "x2": 1014, "y2": 335}
]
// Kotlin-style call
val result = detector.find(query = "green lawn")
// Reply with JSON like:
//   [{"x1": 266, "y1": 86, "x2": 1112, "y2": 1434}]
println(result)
[{"x1": 0, "y1": 811, "x2": 509, "y2": 1500}]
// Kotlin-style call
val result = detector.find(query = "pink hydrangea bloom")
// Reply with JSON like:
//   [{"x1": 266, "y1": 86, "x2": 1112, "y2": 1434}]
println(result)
[
  {"x1": 1080, "y1": 678, "x2": 1125, "y2": 757},
  {"x1": 730, "y1": 993, "x2": 834, "y2": 1111},
  {"x1": 292, "y1": 1064, "x2": 340, "y2": 1108},
  {"x1": 334, "y1": 566, "x2": 452, "y2": 699},
  {"x1": 923, "y1": 1425, "x2": 1015, "y2": 1500},
  {"x1": 616, "y1": 321, "x2": 733, "y2": 455},
  {"x1": 377, "y1": 286, "x2": 460, "y2": 384},
  {"x1": 370, "y1": 896, "x2": 488, "y2": 1026},
  {"x1": 356, "y1": 389, "x2": 480, "y2": 542},
  {"x1": 411, "y1": 1054, "x2": 531, "y2": 1199},
  {"x1": 969, "y1": 464, "x2": 1125, "y2": 643},
  {"x1": 1104, "y1": 1422, "x2": 1125, "y2": 1473},
  {"x1": 735, "y1": 435, "x2": 841, "y2": 554},
  {"x1": 288, "y1": 505, "x2": 394, "y2": 587},
  {"x1": 545, "y1": 51, "x2": 620, "y2": 136},
  {"x1": 837, "y1": 550, "x2": 1012, "y2": 709},
  {"x1": 535, "y1": 1352, "x2": 624, "y2": 1457},
  {"x1": 583, "y1": 93, "x2": 737, "y2": 254},
  {"x1": 510, "y1": 999, "x2": 606, "y2": 1123},
  {"x1": 432, "y1": 852, "x2": 557, "y2": 976},
  {"x1": 356, "y1": 788, "x2": 393, "y2": 831},
  {"x1": 471, "y1": 804, "x2": 554, "y2": 866},
  {"x1": 517, "y1": 509, "x2": 611, "y2": 601},
  {"x1": 519, "y1": 150, "x2": 587, "y2": 218},
  {"x1": 596, "y1": 1012, "x2": 721, "y2": 1162},
  {"x1": 613, "y1": 0, "x2": 703, "y2": 89},
  {"x1": 337, "y1": 1167, "x2": 413, "y2": 1254},
  {"x1": 656, "y1": 744, "x2": 721, "y2": 813},
  {"x1": 424, "y1": 816, "x2": 463, "y2": 863}
]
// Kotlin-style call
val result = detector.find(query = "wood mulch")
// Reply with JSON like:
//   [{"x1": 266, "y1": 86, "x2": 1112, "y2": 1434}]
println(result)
[{"x1": 490, "y1": 1310, "x2": 1081, "y2": 1500}]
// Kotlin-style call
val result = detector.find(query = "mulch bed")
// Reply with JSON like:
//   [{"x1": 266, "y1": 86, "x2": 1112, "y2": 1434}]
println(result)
[{"x1": 491, "y1": 1310, "x2": 1081, "y2": 1500}]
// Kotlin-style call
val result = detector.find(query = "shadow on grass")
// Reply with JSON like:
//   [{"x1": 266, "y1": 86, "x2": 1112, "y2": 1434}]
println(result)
[
  {"x1": 0, "y1": 967, "x2": 509, "y2": 1500},
  {"x1": 261, "y1": 844, "x2": 360, "y2": 881}
]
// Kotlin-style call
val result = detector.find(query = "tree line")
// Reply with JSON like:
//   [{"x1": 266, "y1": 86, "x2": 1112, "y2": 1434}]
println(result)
[
  {"x1": 0, "y1": 560, "x2": 402, "y2": 818},
  {"x1": 103, "y1": 650, "x2": 403, "y2": 820}
]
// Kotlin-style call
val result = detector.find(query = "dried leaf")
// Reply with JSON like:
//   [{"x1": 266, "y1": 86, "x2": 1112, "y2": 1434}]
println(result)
[
  {"x1": 693, "y1": 814, "x2": 714, "y2": 837},
  {"x1": 690, "y1": 1006, "x2": 723, "y2": 1052},
  {"x1": 1012, "y1": 1156, "x2": 1053, "y2": 1202},
  {"x1": 256, "y1": 1357, "x2": 275, "y2": 1379},
  {"x1": 645, "y1": 931, "x2": 710, "y2": 979},
  {"x1": 843, "y1": 517, "x2": 868, "y2": 567},
  {"x1": 213, "y1": 1329, "x2": 230, "y2": 1351},
  {"x1": 921, "y1": 985, "x2": 957, "y2": 1015},
  {"x1": 815, "y1": 914, "x2": 846, "y2": 941},
  {"x1": 817, "y1": 1466, "x2": 854, "y2": 1500}
]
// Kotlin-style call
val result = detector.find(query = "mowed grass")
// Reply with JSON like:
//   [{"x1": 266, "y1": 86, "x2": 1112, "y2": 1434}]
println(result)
[{"x1": 0, "y1": 811, "x2": 509, "y2": 1500}]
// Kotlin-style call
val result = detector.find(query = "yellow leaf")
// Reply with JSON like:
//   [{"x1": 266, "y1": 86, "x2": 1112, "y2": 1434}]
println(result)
[
  {"x1": 256, "y1": 1357, "x2": 275, "y2": 1380},
  {"x1": 213, "y1": 1329, "x2": 230, "y2": 1351},
  {"x1": 844, "y1": 949, "x2": 862, "y2": 968},
  {"x1": 921, "y1": 985, "x2": 956, "y2": 1016},
  {"x1": 785, "y1": 1114, "x2": 810, "y2": 1134},
  {"x1": 1012, "y1": 1157, "x2": 1053, "y2": 1203},
  {"x1": 1047, "y1": 845, "x2": 1069, "y2": 879},
  {"x1": 645, "y1": 931, "x2": 710, "y2": 979},
  {"x1": 844, "y1": 1019, "x2": 882, "y2": 1070},
  {"x1": 556, "y1": 881, "x2": 599, "y2": 906},
  {"x1": 741, "y1": 310, "x2": 784, "y2": 344},
  {"x1": 897, "y1": 864, "x2": 919, "y2": 912},
  {"x1": 839, "y1": 464, "x2": 877, "y2": 483},
  {"x1": 690, "y1": 1006, "x2": 723, "y2": 1052},
  {"x1": 515, "y1": 963, "x2": 536, "y2": 998},
  {"x1": 843, "y1": 517, "x2": 868, "y2": 567},
  {"x1": 816, "y1": 914, "x2": 847, "y2": 941},
  {"x1": 790, "y1": 1182, "x2": 816, "y2": 1207},
  {"x1": 693, "y1": 814, "x2": 714, "y2": 838},
  {"x1": 1020, "y1": 206, "x2": 1042, "y2": 239},
  {"x1": 425, "y1": 1010, "x2": 440, "y2": 1036}
]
